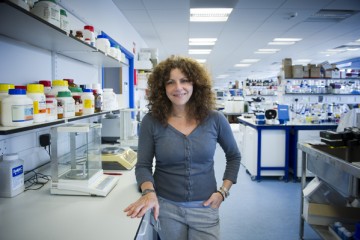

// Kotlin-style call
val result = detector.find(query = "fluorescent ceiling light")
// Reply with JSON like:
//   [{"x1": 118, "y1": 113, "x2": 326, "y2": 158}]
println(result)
[
  {"x1": 189, "y1": 49, "x2": 212, "y2": 54},
  {"x1": 234, "y1": 63, "x2": 251, "y2": 67},
  {"x1": 347, "y1": 48, "x2": 360, "y2": 51},
  {"x1": 189, "y1": 38, "x2": 217, "y2": 46},
  {"x1": 257, "y1": 48, "x2": 280, "y2": 52},
  {"x1": 190, "y1": 8, "x2": 233, "y2": 22},
  {"x1": 217, "y1": 74, "x2": 229, "y2": 79},
  {"x1": 240, "y1": 59, "x2": 260, "y2": 63},
  {"x1": 255, "y1": 48, "x2": 280, "y2": 54},
  {"x1": 326, "y1": 49, "x2": 344, "y2": 52},
  {"x1": 195, "y1": 59, "x2": 207, "y2": 63},
  {"x1": 255, "y1": 51, "x2": 277, "y2": 54},
  {"x1": 268, "y1": 41, "x2": 295, "y2": 45},
  {"x1": 273, "y1": 38, "x2": 302, "y2": 42}
]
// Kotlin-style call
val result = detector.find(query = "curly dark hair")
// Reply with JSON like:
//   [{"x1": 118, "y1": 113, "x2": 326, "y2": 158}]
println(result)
[{"x1": 147, "y1": 55, "x2": 216, "y2": 125}]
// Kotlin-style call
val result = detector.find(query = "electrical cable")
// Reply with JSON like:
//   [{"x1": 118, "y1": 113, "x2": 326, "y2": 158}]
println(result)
[{"x1": 24, "y1": 171, "x2": 51, "y2": 191}]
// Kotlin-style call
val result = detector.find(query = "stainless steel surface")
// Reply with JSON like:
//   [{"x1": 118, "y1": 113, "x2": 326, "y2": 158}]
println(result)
[{"x1": 298, "y1": 142, "x2": 360, "y2": 240}]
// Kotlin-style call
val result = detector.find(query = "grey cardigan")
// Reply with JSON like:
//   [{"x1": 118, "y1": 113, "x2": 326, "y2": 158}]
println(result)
[{"x1": 135, "y1": 110, "x2": 241, "y2": 202}]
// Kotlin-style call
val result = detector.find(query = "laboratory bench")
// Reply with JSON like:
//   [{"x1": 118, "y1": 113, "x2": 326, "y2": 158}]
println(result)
[
  {"x1": 0, "y1": 167, "x2": 151, "y2": 240},
  {"x1": 237, "y1": 116, "x2": 337, "y2": 181}
]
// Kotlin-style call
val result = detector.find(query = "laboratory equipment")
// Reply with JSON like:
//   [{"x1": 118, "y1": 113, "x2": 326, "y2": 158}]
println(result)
[
  {"x1": 101, "y1": 146, "x2": 137, "y2": 171},
  {"x1": 50, "y1": 123, "x2": 119, "y2": 196}
]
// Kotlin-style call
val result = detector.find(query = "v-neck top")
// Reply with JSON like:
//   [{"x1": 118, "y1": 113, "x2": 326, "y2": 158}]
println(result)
[{"x1": 135, "y1": 110, "x2": 241, "y2": 202}]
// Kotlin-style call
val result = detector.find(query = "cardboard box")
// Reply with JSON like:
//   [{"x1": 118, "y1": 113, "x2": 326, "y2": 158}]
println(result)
[
  {"x1": 303, "y1": 199, "x2": 360, "y2": 226},
  {"x1": 282, "y1": 58, "x2": 292, "y2": 66},
  {"x1": 292, "y1": 65, "x2": 304, "y2": 78},
  {"x1": 310, "y1": 66, "x2": 321, "y2": 78},
  {"x1": 303, "y1": 66, "x2": 310, "y2": 78},
  {"x1": 283, "y1": 66, "x2": 292, "y2": 78}
]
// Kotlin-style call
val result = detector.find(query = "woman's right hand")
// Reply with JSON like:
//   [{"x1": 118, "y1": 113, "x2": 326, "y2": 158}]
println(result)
[{"x1": 123, "y1": 192, "x2": 159, "y2": 220}]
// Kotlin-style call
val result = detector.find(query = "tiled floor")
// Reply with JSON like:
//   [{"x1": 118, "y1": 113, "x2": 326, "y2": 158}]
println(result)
[{"x1": 214, "y1": 145, "x2": 320, "y2": 240}]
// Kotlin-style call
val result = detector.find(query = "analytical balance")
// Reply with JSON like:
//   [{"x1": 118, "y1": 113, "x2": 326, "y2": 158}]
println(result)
[
  {"x1": 50, "y1": 123, "x2": 119, "y2": 196},
  {"x1": 101, "y1": 146, "x2": 137, "y2": 171}
]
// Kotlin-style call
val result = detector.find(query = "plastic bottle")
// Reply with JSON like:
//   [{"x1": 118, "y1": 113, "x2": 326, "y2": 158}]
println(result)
[
  {"x1": 64, "y1": 78, "x2": 77, "y2": 87},
  {"x1": 0, "y1": 84, "x2": 15, "y2": 125},
  {"x1": 39, "y1": 80, "x2": 52, "y2": 94},
  {"x1": 69, "y1": 86, "x2": 83, "y2": 116},
  {"x1": 60, "y1": 9, "x2": 69, "y2": 33},
  {"x1": 27, "y1": 84, "x2": 47, "y2": 123},
  {"x1": 1, "y1": 89, "x2": 34, "y2": 127},
  {"x1": 81, "y1": 89, "x2": 94, "y2": 114},
  {"x1": 96, "y1": 34, "x2": 110, "y2": 54},
  {"x1": 30, "y1": 0, "x2": 60, "y2": 28},
  {"x1": 103, "y1": 88, "x2": 118, "y2": 111},
  {"x1": 0, "y1": 153, "x2": 25, "y2": 198},
  {"x1": 73, "y1": 95, "x2": 83, "y2": 116},
  {"x1": 49, "y1": 79, "x2": 70, "y2": 97},
  {"x1": 84, "y1": 25, "x2": 96, "y2": 47},
  {"x1": 93, "y1": 89, "x2": 103, "y2": 113},
  {"x1": 45, "y1": 94, "x2": 58, "y2": 121},
  {"x1": 56, "y1": 91, "x2": 75, "y2": 118}
]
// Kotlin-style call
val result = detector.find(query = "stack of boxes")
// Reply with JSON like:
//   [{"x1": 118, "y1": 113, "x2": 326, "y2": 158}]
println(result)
[{"x1": 282, "y1": 58, "x2": 340, "y2": 79}]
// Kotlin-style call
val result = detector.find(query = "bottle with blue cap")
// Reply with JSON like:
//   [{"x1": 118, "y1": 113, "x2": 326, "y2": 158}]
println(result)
[{"x1": 1, "y1": 89, "x2": 33, "y2": 127}]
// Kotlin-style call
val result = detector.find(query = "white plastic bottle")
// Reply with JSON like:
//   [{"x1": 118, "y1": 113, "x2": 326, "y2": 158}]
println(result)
[
  {"x1": 45, "y1": 94, "x2": 58, "y2": 121},
  {"x1": 81, "y1": 89, "x2": 95, "y2": 114},
  {"x1": 50, "y1": 80, "x2": 70, "y2": 95},
  {"x1": 39, "y1": 80, "x2": 52, "y2": 94},
  {"x1": 1, "y1": 89, "x2": 34, "y2": 127},
  {"x1": 96, "y1": 34, "x2": 110, "y2": 55},
  {"x1": 56, "y1": 91, "x2": 75, "y2": 118},
  {"x1": 30, "y1": 0, "x2": 61, "y2": 28},
  {"x1": 0, "y1": 84, "x2": 15, "y2": 126},
  {"x1": 103, "y1": 88, "x2": 118, "y2": 111},
  {"x1": 84, "y1": 25, "x2": 96, "y2": 47},
  {"x1": 60, "y1": 9, "x2": 69, "y2": 33},
  {"x1": 0, "y1": 153, "x2": 25, "y2": 198},
  {"x1": 27, "y1": 83, "x2": 47, "y2": 123}
]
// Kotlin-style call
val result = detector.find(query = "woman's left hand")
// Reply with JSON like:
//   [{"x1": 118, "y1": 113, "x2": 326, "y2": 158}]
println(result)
[{"x1": 203, "y1": 192, "x2": 224, "y2": 209}]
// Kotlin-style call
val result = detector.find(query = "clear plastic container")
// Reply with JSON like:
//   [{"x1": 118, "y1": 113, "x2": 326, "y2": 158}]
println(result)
[
  {"x1": 81, "y1": 89, "x2": 94, "y2": 115},
  {"x1": 27, "y1": 84, "x2": 47, "y2": 123},
  {"x1": 1, "y1": 89, "x2": 34, "y2": 127},
  {"x1": 30, "y1": 0, "x2": 60, "y2": 28},
  {"x1": 0, "y1": 153, "x2": 25, "y2": 198},
  {"x1": 56, "y1": 91, "x2": 75, "y2": 118},
  {"x1": 103, "y1": 88, "x2": 118, "y2": 111}
]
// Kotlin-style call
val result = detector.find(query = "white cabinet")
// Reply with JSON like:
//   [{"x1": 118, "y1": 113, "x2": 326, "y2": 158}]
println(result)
[{"x1": 241, "y1": 124, "x2": 286, "y2": 180}]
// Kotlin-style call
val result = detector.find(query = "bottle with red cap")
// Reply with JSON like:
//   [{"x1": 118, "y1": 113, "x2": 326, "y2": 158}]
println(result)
[{"x1": 84, "y1": 25, "x2": 95, "y2": 47}]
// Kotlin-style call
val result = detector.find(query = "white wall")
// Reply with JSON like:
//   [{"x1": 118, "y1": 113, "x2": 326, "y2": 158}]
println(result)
[{"x1": 0, "y1": 0, "x2": 147, "y2": 170}]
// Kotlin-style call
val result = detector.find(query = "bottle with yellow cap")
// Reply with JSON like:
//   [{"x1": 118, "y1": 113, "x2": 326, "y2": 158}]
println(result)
[
  {"x1": 0, "y1": 84, "x2": 15, "y2": 126},
  {"x1": 48, "y1": 80, "x2": 70, "y2": 97},
  {"x1": 27, "y1": 84, "x2": 47, "y2": 123}
]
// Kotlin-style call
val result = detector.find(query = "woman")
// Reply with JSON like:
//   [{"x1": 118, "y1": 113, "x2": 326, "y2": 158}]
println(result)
[{"x1": 124, "y1": 56, "x2": 241, "y2": 239}]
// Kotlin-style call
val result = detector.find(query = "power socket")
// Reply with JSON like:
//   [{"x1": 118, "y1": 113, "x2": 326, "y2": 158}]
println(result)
[{"x1": 39, "y1": 134, "x2": 51, "y2": 147}]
